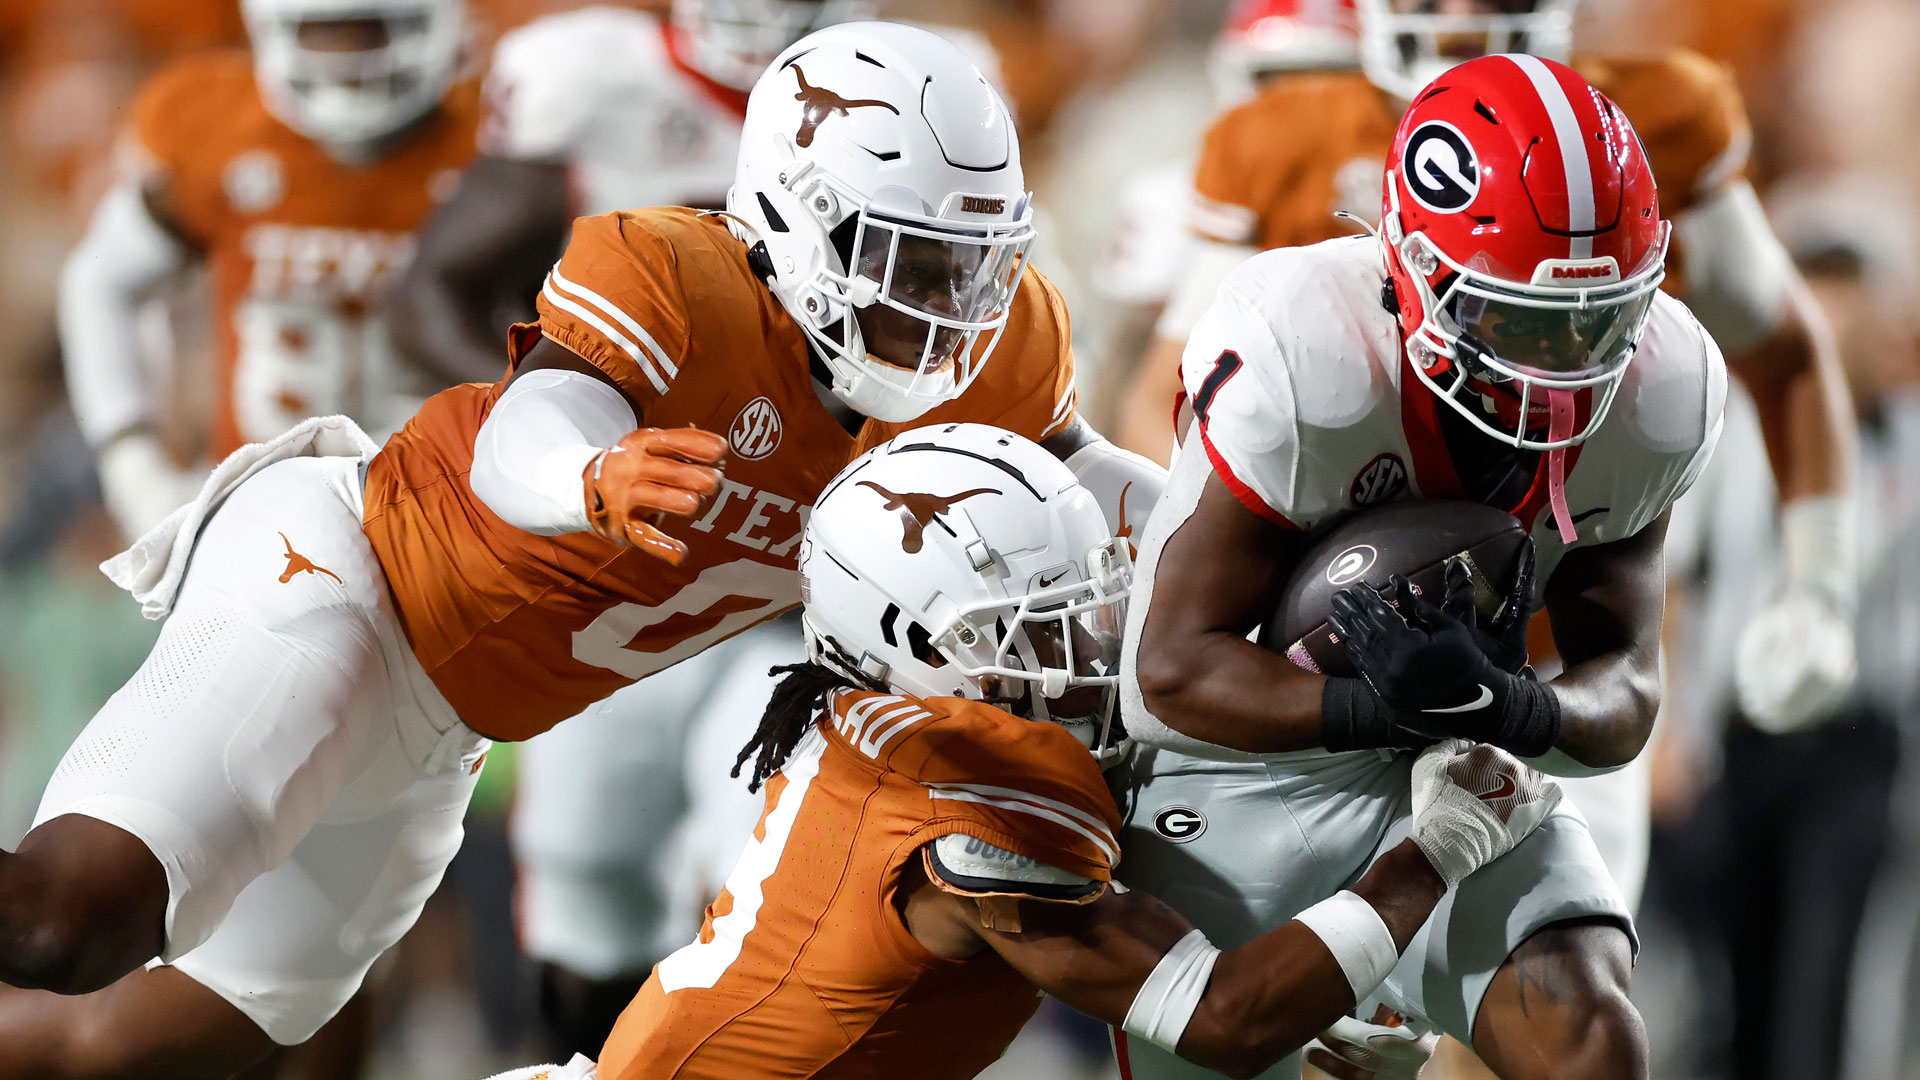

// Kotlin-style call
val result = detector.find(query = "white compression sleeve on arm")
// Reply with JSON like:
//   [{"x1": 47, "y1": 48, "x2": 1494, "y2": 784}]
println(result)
[
  {"x1": 470, "y1": 368, "x2": 638, "y2": 535},
  {"x1": 59, "y1": 179, "x2": 189, "y2": 448},
  {"x1": 1123, "y1": 928, "x2": 1222, "y2": 1054},
  {"x1": 1292, "y1": 891, "x2": 1398, "y2": 1002}
]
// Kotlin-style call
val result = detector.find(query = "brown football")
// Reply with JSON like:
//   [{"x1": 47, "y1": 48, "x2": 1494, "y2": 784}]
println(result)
[{"x1": 1261, "y1": 500, "x2": 1530, "y2": 676}]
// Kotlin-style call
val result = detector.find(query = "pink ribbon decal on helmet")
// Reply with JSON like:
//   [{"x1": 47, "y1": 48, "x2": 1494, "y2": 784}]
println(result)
[{"x1": 1545, "y1": 388, "x2": 1578, "y2": 543}]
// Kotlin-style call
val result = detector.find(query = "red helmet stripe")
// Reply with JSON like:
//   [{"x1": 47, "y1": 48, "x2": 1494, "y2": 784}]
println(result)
[{"x1": 1505, "y1": 53, "x2": 1595, "y2": 259}]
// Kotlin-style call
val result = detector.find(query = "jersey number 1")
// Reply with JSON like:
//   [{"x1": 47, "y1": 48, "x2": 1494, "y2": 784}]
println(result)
[{"x1": 1191, "y1": 350, "x2": 1243, "y2": 428}]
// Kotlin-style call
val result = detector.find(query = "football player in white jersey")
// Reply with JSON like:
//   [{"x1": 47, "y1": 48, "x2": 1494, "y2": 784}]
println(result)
[{"x1": 1112, "y1": 55, "x2": 1726, "y2": 1080}]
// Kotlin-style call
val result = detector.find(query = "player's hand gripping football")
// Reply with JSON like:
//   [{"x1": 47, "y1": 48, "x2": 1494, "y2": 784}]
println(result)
[
  {"x1": 583, "y1": 427, "x2": 729, "y2": 564},
  {"x1": 1306, "y1": 1009, "x2": 1440, "y2": 1080},
  {"x1": 1409, "y1": 740, "x2": 1561, "y2": 888},
  {"x1": 1328, "y1": 550, "x2": 1555, "y2": 755}
]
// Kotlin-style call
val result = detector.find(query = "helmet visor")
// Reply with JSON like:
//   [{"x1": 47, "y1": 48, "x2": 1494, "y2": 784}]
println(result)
[
  {"x1": 1447, "y1": 288, "x2": 1655, "y2": 379},
  {"x1": 850, "y1": 209, "x2": 1034, "y2": 374}
]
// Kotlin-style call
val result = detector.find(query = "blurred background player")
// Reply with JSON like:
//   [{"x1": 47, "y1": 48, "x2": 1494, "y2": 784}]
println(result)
[
  {"x1": 386, "y1": 0, "x2": 867, "y2": 1059},
  {"x1": 60, "y1": 0, "x2": 480, "y2": 543},
  {"x1": 1109, "y1": 0, "x2": 1857, "y2": 919}
]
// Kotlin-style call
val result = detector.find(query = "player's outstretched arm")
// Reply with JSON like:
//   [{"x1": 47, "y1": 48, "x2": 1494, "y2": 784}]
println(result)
[
  {"x1": 469, "y1": 337, "x2": 727, "y2": 562},
  {"x1": 920, "y1": 743, "x2": 1555, "y2": 1078},
  {"x1": 386, "y1": 156, "x2": 573, "y2": 386}
]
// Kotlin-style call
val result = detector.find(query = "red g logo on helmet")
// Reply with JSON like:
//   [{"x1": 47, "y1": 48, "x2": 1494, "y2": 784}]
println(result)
[{"x1": 1402, "y1": 121, "x2": 1479, "y2": 213}]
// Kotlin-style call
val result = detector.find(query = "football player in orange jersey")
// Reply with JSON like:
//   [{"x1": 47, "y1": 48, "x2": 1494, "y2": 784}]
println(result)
[
  {"x1": 0, "y1": 20, "x2": 1163, "y2": 1080},
  {"x1": 58, "y1": 0, "x2": 479, "y2": 543},
  {"x1": 382, "y1": 2, "x2": 871, "y2": 1054},
  {"x1": 1113, "y1": 0, "x2": 1860, "y2": 908},
  {"x1": 476, "y1": 423, "x2": 1560, "y2": 1080}
]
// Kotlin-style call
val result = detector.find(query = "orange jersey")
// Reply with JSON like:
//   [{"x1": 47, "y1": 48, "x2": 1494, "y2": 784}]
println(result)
[
  {"x1": 126, "y1": 51, "x2": 481, "y2": 456},
  {"x1": 362, "y1": 207, "x2": 1079, "y2": 741},
  {"x1": 1190, "y1": 51, "x2": 1751, "y2": 272},
  {"x1": 598, "y1": 690, "x2": 1121, "y2": 1080}
]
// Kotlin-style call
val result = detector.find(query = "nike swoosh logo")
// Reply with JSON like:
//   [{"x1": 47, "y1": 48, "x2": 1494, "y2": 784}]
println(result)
[
  {"x1": 1570, "y1": 506, "x2": 1610, "y2": 526},
  {"x1": 1477, "y1": 774, "x2": 1517, "y2": 801},
  {"x1": 1424, "y1": 684, "x2": 1494, "y2": 714}
]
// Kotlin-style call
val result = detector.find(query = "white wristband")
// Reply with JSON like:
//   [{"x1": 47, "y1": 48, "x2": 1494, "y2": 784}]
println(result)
[
  {"x1": 1122, "y1": 928, "x2": 1221, "y2": 1054},
  {"x1": 1781, "y1": 494, "x2": 1857, "y2": 607},
  {"x1": 1294, "y1": 891, "x2": 1398, "y2": 1002}
]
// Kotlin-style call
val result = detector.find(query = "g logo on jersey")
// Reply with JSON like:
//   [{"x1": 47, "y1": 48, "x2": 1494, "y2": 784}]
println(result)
[
  {"x1": 1404, "y1": 122, "x2": 1479, "y2": 213},
  {"x1": 1325, "y1": 544, "x2": 1378, "y2": 587},
  {"x1": 728, "y1": 397, "x2": 783, "y2": 460},
  {"x1": 1153, "y1": 806, "x2": 1207, "y2": 843}
]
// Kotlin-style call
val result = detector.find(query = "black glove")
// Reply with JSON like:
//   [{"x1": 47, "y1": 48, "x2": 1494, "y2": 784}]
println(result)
[
  {"x1": 1422, "y1": 542, "x2": 1536, "y2": 676},
  {"x1": 1327, "y1": 568, "x2": 1560, "y2": 758}
]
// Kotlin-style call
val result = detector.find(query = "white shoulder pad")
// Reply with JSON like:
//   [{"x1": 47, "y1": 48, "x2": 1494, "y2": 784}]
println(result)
[
  {"x1": 926, "y1": 833, "x2": 1101, "y2": 903},
  {"x1": 1671, "y1": 179, "x2": 1795, "y2": 354},
  {"x1": 483, "y1": 7, "x2": 665, "y2": 161},
  {"x1": 1179, "y1": 237, "x2": 1401, "y2": 532},
  {"x1": 1611, "y1": 293, "x2": 1729, "y2": 534}
]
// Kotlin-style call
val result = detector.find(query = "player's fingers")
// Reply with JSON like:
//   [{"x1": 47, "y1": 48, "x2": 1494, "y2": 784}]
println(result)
[
  {"x1": 1497, "y1": 539, "x2": 1537, "y2": 632},
  {"x1": 621, "y1": 480, "x2": 711, "y2": 518},
  {"x1": 1442, "y1": 557, "x2": 1477, "y2": 624},
  {"x1": 623, "y1": 518, "x2": 690, "y2": 565},
  {"x1": 1350, "y1": 585, "x2": 1411, "y2": 631},
  {"x1": 634, "y1": 457, "x2": 725, "y2": 499},
  {"x1": 1305, "y1": 1048, "x2": 1372, "y2": 1080},
  {"x1": 639, "y1": 426, "x2": 730, "y2": 465}
]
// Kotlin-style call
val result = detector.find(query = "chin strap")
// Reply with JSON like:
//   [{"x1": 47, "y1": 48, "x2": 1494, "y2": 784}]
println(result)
[{"x1": 1544, "y1": 388, "x2": 1578, "y2": 544}]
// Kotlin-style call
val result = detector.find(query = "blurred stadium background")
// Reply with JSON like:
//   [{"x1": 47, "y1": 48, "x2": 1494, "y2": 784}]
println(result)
[{"x1": 2, "y1": 1, "x2": 1918, "y2": 1077}]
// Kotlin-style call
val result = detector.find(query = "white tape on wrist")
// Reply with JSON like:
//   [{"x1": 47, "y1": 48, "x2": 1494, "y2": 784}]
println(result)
[
  {"x1": 1294, "y1": 891, "x2": 1398, "y2": 1001},
  {"x1": 1122, "y1": 928, "x2": 1221, "y2": 1053},
  {"x1": 1781, "y1": 494, "x2": 1857, "y2": 606}
]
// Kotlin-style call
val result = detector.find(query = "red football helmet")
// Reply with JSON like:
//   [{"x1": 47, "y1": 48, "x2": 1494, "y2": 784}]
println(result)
[
  {"x1": 1381, "y1": 55, "x2": 1666, "y2": 540},
  {"x1": 1382, "y1": 53, "x2": 1666, "y2": 453},
  {"x1": 1211, "y1": 0, "x2": 1361, "y2": 104}
]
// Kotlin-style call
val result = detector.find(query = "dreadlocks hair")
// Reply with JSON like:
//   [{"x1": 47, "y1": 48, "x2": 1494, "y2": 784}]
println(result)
[{"x1": 733, "y1": 662, "x2": 856, "y2": 793}]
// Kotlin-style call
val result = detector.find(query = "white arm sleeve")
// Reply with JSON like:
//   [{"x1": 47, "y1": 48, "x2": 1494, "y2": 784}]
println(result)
[
  {"x1": 1672, "y1": 180, "x2": 1796, "y2": 355},
  {"x1": 59, "y1": 179, "x2": 189, "y2": 448},
  {"x1": 470, "y1": 368, "x2": 638, "y2": 535},
  {"x1": 1061, "y1": 434, "x2": 1168, "y2": 545}
]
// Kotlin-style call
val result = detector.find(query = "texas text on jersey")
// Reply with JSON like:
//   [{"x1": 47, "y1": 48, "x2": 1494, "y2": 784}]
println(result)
[
  {"x1": 129, "y1": 50, "x2": 479, "y2": 454},
  {"x1": 598, "y1": 689, "x2": 1120, "y2": 1079},
  {"x1": 363, "y1": 207, "x2": 1078, "y2": 741}
]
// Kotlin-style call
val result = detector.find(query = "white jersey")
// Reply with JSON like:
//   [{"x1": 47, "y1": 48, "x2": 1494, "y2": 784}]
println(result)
[
  {"x1": 481, "y1": 6, "x2": 744, "y2": 214},
  {"x1": 1180, "y1": 234, "x2": 1728, "y2": 595}
]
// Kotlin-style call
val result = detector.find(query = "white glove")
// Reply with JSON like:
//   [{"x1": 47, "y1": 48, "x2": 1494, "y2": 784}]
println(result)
[
  {"x1": 97, "y1": 432, "x2": 202, "y2": 544},
  {"x1": 1410, "y1": 740, "x2": 1561, "y2": 888},
  {"x1": 1306, "y1": 1013, "x2": 1440, "y2": 1079},
  {"x1": 479, "y1": 1056, "x2": 597, "y2": 1080},
  {"x1": 1734, "y1": 495, "x2": 1858, "y2": 733}
]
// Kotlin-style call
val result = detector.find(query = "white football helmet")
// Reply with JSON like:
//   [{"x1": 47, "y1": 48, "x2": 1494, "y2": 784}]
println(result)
[
  {"x1": 672, "y1": 0, "x2": 873, "y2": 91},
  {"x1": 243, "y1": 0, "x2": 465, "y2": 147},
  {"x1": 727, "y1": 22, "x2": 1035, "y2": 424},
  {"x1": 1355, "y1": 0, "x2": 1575, "y2": 102},
  {"x1": 799, "y1": 424, "x2": 1132, "y2": 765}
]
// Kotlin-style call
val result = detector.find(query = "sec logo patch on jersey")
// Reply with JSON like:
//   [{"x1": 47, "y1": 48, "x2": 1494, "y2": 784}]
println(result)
[
  {"x1": 1350, "y1": 453, "x2": 1407, "y2": 507},
  {"x1": 728, "y1": 396, "x2": 783, "y2": 460},
  {"x1": 1153, "y1": 806, "x2": 1207, "y2": 843}
]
